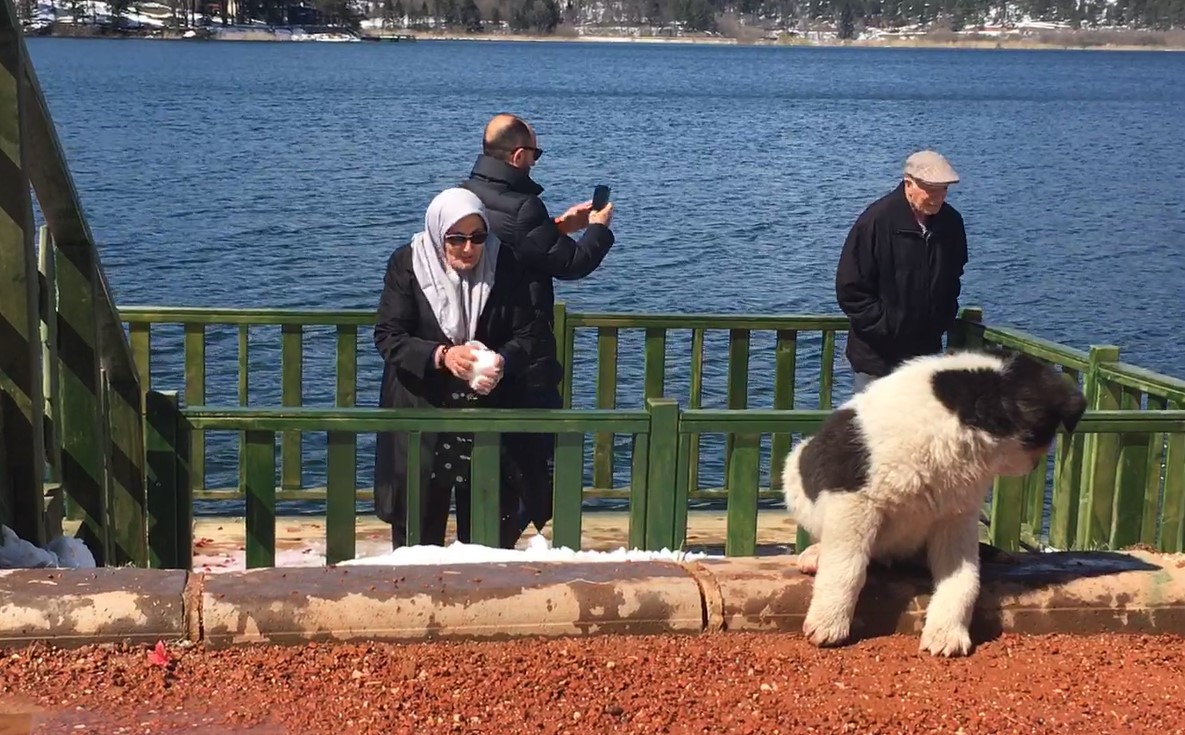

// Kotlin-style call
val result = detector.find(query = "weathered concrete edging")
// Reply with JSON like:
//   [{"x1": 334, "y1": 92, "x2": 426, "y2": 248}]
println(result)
[{"x1": 1, "y1": 550, "x2": 1182, "y2": 649}]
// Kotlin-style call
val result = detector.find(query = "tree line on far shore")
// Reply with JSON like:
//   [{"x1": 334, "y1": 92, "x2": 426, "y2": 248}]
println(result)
[
  {"x1": 379, "y1": 0, "x2": 1185, "y2": 35},
  {"x1": 19, "y1": 0, "x2": 1185, "y2": 35}
]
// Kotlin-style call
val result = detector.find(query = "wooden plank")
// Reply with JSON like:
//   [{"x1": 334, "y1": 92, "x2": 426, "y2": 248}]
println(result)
[
  {"x1": 404, "y1": 430, "x2": 421, "y2": 546},
  {"x1": 644, "y1": 327, "x2": 665, "y2": 399},
  {"x1": 989, "y1": 475, "x2": 1026, "y2": 552},
  {"x1": 1079, "y1": 346, "x2": 1122, "y2": 548},
  {"x1": 551, "y1": 432, "x2": 584, "y2": 550},
  {"x1": 686, "y1": 327, "x2": 704, "y2": 495},
  {"x1": 1111, "y1": 386, "x2": 1149, "y2": 549},
  {"x1": 592, "y1": 326, "x2": 617, "y2": 489},
  {"x1": 325, "y1": 430, "x2": 355, "y2": 564},
  {"x1": 280, "y1": 323, "x2": 303, "y2": 490},
  {"x1": 37, "y1": 226, "x2": 61, "y2": 488},
  {"x1": 184, "y1": 323, "x2": 205, "y2": 492},
  {"x1": 1140, "y1": 394, "x2": 1168, "y2": 547},
  {"x1": 469, "y1": 432, "x2": 500, "y2": 547},
  {"x1": 818, "y1": 329, "x2": 835, "y2": 410},
  {"x1": 724, "y1": 433, "x2": 760, "y2": 556},
  {"x1": 52, "y1": 233, "x2": 106, "y2": 559},
  {"x1": 326, "y1": 324, "x2": 357, "y2": 563},
  {"x1": 770, "y1": 329, "x2": 797, "y2": 490},
  {"x1": 722, "y1": 329, "x2": 749, "y2": 492},
  {"x1": 628, "y1": 432, "x2": 649, "y2": 549},
  {"x1": 0, "y1": 9, "x2": 46, "y2": 545},
  {"x1": 1049, "y1": 368, "x2": 1084, "y2": 549},
  {"x1": 243, "y1": 429, "x2": 276, "y2": 568},
  {"x1": 644, "y1": 398, "x2": 679, "y2": 551},
  {"x1": 145, "y1": 390, "x2": 188, "y2": 569},
  {"x1": 105, "y1": 372, "x2": 147, "y2": 565}
]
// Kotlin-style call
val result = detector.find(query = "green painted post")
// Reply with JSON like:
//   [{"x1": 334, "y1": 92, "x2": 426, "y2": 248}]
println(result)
[
  {"x1": 725, "y1": 432, "x2": 760, "y2": 556},
  {"x1": 551, "y1": 432, "x2": 585, "y2": 550},
  {"x1": 0, "y1": 18, "x2": 47, "y2": 546},
  {"x1": 686, "y1": 327, "x2": 704, "y2": 496},
  {"x1": 593, "y1": 326, "x2": 617, "y2": 489},
  {"x1": 770, "y1": 329, "x2": 797, "y2": 491},
  {"x1": 553, "y1": 302, "x2": 569, "y2": 408},
  {"x1": 643, "y1": 328, "x2": 666, "y2": 400},
  {"x1": 183, "y1": 323, "x2": 205, "y2": 493},
  {"x1": 722, "y1": 329, "x2": 749, "y2": 492},
  {"x1": 53, "y1": 242, "x2": 107, "y2": 560},
  {"x1": 644, "y1": 398, "x2": 679, "y2": 551},
  {"x1": 988, "y1": 475, "x2": 1026, "y2": 552},
  {"x1": 952, "y1": 306, "x2": 984, "y2": 350},
  {"x1": 1140, "y1": 394, "x2": 1168, "y2": 547},
  {"x1": 818, "y1": 330, "x2": 835, "y2": 410},
  {"x1": 325, "y1": 325, "x2": 357, "y2": 564},
  {"x1": 469, "y1": 432, "x2": 501, "y2": 547},
  {"x1": 1111, "y1": 386, "x2": 1150, "y2": 549},
  {"x1": 243, "y1": 430, "x2": 276, "y2": 568},
  {"x1": 237, "y1": 325, "x2": 248, "y2": 498},
  {"x1": 628, "y1": 431, "x2": 649, "y2": 549},
  {"x1": 105, "y1": 374, "x2": 148, "y2": 566},
  {"x1": 405, "y1": 430, "x2": 422, "y2": 546},
  {"x1": 37, "y1": 226, "x2": 62, "y2": 490},
  {"x1": 1159, "y1": 399, "x2": 1185, "y2": 553},
  {"x1": 145, "y1": 390, "x2": 190, "y2": 569},
  {"x1": 280, "y1": 323, "x2": 302, "y2": 490},
  {"x1": 1049, "y1": 368, "x2": 1084, "y2": 550},
  {"x1": 1078, "y1": 345, "x2": 1121, "y2": 549}
]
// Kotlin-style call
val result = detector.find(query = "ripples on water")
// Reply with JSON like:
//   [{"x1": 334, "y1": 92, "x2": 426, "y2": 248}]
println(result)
[{"x1": 25, "y1": 38, "x2": 1185, "y2": 515}]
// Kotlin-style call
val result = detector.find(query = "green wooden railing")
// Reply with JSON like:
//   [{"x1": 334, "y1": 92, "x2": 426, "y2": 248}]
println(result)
[
  {"x1": 115, "y1": 305, "x2": 850, "y2": 503},
  {"x1": 116, "y1": 303, "x2": 1185, "y2": 568},
  {"x1": 141, "y1": 391, "x2": 1185, "y2": 568}
]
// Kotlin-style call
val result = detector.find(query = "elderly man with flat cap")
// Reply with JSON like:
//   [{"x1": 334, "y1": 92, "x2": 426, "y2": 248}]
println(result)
[{"x1": 835, "y1": 150, "x2": 969, "y2": 393}]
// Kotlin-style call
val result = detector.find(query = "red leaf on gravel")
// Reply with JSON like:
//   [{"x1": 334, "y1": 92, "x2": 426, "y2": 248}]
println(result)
[{"x1": 147, "y1": 641, "x2": 170, "y2": 667}]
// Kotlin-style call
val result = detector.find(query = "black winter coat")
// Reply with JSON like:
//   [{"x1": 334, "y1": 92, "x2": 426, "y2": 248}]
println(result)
[
  {"x1": 835, "y1": 182, "x2": 968, "y2": 377},
  {"x1": 460, "y1": 154, "x2": 615, "y2": 394},
  {"x1": 371, "y1": 242, "x2": 547, "y2": 532}
]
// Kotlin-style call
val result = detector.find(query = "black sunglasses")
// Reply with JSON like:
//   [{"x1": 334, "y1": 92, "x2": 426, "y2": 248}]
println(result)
[
  {"x1": 518, "y1": 146, "x2": 544, "y2": 159},
  {"x1": 444, "y1": 231, "x2": 488, "y2": 246}
]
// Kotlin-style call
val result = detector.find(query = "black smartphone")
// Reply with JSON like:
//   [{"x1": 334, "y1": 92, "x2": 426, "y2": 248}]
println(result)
[{"x1": 591, "y1": 185, "x2": 611, "y2": 212}]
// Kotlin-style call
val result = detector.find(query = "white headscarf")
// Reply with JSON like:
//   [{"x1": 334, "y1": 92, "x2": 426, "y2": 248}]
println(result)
[{"x1": 410, "y1": 188, "x2": 501, "y2": 345}]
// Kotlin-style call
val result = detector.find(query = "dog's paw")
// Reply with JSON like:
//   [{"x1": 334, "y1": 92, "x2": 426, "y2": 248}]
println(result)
[
  {"x1": 796, "y1": 544, "x2": 820, "y2": 575},
  {"x1": 803, "y1": 606, "x2": 851, "y2": 648},
  {"x1": 919, "y1": 620, "x2": 973, "y2": 657}
]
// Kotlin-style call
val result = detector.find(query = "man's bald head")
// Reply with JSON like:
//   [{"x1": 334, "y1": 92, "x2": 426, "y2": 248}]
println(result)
[{"x1": 483, "y1": 113, "x2": 539, "y2": 167}]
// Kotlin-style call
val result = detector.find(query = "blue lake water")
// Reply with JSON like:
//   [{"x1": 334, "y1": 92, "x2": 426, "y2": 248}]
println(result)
[{"x1": 24, "y1": 38, "x2": 1185, "y2": 519}]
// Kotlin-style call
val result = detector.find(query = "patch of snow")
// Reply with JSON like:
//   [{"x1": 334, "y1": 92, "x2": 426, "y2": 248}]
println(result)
[
  {"x1": 198, "y1": 532, "x2": 711, "y2": 573},
  {"x1": 0, "y1": 525, "x2": 97, "y2": 572},
  {"x1": 341, "y1": 532, "x2": 709, "y2": 566}
]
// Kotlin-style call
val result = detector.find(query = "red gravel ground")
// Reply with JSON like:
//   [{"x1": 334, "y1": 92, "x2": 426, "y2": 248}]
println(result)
[{"x1": 2, "y1": 632, "x2": 1184, "y2": 734}]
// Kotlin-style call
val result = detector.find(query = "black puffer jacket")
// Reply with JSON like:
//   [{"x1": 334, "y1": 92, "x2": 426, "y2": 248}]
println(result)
[
  {"x1": 461, "y1": 154, "x2": 615, "y2": 393},
  {"x1": 835, "y1": 182, "x2": 968, "y2": 377}
]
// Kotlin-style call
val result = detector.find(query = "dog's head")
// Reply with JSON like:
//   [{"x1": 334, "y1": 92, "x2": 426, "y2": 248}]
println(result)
[{"x1": 932, "y1": 349, "x2": 1087, "y2": 475}]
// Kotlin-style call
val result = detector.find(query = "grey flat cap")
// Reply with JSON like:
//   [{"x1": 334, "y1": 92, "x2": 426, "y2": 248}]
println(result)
[{"x1": 903, "y1": 150, "x2": 960, "y2": 185}]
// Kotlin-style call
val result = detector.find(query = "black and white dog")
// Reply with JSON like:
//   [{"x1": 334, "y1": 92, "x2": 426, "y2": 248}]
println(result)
[{"x1": 780, "y1": 349, "x2": 1087, "y2": 656}]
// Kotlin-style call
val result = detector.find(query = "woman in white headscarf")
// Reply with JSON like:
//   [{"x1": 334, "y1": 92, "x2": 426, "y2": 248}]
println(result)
[{"x1": 373, "y1": 188, "x2": 546, "y2": 550}]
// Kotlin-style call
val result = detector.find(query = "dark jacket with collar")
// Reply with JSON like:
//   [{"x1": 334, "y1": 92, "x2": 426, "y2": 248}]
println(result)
[
  {"x1": 835, "y1": 181, "x2": 968, "y2": 377},
  {"x1": 461, "y1": 154, "x2": 616, "y2": 394},
  {"x1": 371, "y1": 242, "x2": 547, "y2": 544}
]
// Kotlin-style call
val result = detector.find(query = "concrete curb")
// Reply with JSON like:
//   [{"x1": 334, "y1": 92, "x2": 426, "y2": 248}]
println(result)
[{"x1": 1, "y1": 550, "x2": 1183, "y2": 649}]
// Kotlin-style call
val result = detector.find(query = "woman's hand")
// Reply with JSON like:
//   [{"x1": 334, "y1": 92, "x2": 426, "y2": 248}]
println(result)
[{"x1": 442, "y1": 344, "x2": 477, "y2": 380}]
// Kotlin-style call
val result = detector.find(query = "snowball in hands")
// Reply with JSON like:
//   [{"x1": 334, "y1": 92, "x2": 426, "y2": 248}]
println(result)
[{"x1": 468, "y1": 345, "x2": 500, "y2": 392}]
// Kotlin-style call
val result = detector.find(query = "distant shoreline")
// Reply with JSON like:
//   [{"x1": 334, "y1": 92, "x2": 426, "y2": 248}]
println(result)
[
  {"x1": 30, "y1": 26, "x2": 1185, "y2": 52},
  {"x1": 386, "y1": 30, "x2": 1185, "y2": 52}
]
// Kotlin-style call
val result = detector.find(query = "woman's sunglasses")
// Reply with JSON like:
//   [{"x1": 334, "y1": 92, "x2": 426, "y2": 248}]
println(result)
[{"x1": 444, "y1": 231, "x2": 488, "y2": 246}]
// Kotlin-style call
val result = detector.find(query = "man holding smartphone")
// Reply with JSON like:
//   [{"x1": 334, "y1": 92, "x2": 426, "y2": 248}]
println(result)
[{"x1": 460, "y1": 112, "x2": 616, "y2": 539}]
